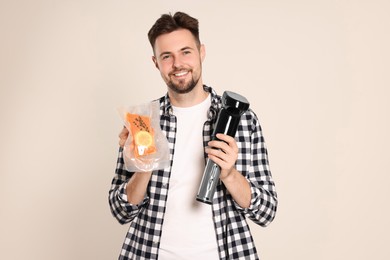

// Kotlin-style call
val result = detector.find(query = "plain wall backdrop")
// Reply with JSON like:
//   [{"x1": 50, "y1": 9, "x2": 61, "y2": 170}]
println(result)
[{"x1": 1, "y1": 0, "x2": 389, "y2": 259}]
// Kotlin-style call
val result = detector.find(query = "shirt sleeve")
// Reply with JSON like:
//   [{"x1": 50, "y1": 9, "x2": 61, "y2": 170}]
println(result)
[
  {"x1": 108, "y1": 148, "x2": 149, "y2": 225},
  {"x1": 233, "y1": 110, "x2": 278, "y2": 227}
]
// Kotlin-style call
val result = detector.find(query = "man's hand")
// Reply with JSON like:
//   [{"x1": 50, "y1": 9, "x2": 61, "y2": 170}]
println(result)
[
  {"x1": 205, "y1": 133, "x2": 239, "y2": 179},
  {"x1": 119, "y1": 126, "x2": 129, "y2": 148},
  {"x1": 206, "y1": 133, "x2": 251, "y2": 208}
]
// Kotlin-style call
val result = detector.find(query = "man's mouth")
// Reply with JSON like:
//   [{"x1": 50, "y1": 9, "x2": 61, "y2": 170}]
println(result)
[{"x1": 172, "y1": 70, "x2": 189, "y2": 78}]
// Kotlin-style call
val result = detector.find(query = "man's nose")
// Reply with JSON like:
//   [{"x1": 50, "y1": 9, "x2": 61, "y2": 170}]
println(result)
[{"x1": 172, "y1": 56, "x2": 184, "y2": 69}]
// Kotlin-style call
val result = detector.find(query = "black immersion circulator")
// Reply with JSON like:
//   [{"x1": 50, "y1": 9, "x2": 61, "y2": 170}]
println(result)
[{"x1": 196, "y1": 91, "x2": 250, "y2": 204}]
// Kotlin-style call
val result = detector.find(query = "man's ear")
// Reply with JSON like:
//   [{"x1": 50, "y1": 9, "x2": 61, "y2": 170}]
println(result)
[
  {"x1": 200, "y1": 44, "x2": 206, "y2": 62},
  {"x1": 152, "y1": 56, "x2": 159, "y2": 69}
]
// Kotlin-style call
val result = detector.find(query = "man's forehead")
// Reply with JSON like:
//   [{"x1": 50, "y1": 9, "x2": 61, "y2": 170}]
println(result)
[{"x1": 154, "y1": 29, "x2": 198, "y2": 54}]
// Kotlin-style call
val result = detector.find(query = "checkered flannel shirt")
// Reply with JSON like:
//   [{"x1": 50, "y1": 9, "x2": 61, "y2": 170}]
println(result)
[{"x1": 109, "y1": 86, "x2": 277, "y2": 259}]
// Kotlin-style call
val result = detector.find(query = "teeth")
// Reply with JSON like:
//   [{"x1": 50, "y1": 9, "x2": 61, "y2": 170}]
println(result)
[{"x1": 174, "y1": 71, "x2": 188, "y2": 77}]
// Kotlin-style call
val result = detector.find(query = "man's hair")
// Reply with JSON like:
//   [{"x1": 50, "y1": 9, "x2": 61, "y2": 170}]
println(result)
[{"x1": 148, "y1": 12, "x2": 201, "y2": 50}]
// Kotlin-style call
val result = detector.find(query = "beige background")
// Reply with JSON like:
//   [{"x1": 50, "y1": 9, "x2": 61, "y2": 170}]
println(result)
[{"x1": 1, "y1": 0, "x2": 389, "y2": 259}]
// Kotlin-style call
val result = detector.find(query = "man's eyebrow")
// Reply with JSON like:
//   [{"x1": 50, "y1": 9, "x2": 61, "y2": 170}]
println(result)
[
  {"x1": 159, "y1": 46, "x2": 194, "y2": 58},
  {"x1": 181, "y1": 46, "x2": 194, "y2": 51},
  {"x1": 159, "y1": 51, "x2": 172, "y2": 58}
]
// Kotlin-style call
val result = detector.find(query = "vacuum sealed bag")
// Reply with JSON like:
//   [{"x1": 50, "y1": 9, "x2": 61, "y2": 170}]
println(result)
[{"x1": 118, "y1": 101, "x2": 170, "y2": 172}]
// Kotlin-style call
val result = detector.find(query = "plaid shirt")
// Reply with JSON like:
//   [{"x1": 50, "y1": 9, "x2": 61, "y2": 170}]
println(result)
[{"x1": 109, "y1": 86, "x2": 277, "y2": 259}]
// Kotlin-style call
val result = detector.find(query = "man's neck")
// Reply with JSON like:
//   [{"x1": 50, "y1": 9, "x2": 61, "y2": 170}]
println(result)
[{"x1": 168, "y1": 84, "x2": 209, "y2": 108}]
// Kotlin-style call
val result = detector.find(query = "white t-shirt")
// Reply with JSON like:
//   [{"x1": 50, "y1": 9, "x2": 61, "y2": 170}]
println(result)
[{"x1": 159, "y1": 95, "x2": 219, "y2": 259}]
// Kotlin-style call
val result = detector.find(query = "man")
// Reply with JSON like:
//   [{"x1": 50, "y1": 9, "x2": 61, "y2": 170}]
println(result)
[{"x1": 109, "y1": 12, "x2": 277, "y2": 259}]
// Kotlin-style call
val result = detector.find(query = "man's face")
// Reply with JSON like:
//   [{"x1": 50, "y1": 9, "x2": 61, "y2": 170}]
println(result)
[{"x1": 152, "y1": 29, "x2": 205, "y2": 94}]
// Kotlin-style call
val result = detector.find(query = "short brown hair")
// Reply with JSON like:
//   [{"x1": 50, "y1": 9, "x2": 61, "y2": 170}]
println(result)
[{"x1": 148, "y1": 12, "x2": 201, "y2": 50}]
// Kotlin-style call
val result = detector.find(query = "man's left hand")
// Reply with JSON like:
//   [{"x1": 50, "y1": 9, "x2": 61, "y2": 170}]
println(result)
[{"x1": 205, "y1": 133, "x2": 238, "y2": 179}]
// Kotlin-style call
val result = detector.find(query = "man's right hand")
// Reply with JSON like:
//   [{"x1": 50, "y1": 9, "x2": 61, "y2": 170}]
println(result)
[{"x1": 119, "y1": 127, "x2": 129, "y2": 148}]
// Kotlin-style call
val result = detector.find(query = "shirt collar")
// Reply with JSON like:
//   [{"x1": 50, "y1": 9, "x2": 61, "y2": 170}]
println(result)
[{"x1": 161, "y1": 85, "x2": 222, "y2": 121}]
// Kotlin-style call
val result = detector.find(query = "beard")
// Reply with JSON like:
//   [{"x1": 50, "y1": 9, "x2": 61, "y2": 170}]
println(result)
[{"x1": 166, "y1": 73, "x2": 200, "y2": 94}]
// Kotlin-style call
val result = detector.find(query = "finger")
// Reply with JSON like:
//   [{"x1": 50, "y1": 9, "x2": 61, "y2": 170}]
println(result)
[
  {"x1": 215, "y1": 133, "x2": 234, "y2": 143},
  {"x1": 119, "y1": 134, "x2": 127, "y2": 147},
  {"x1": 207, "y1": 153, "x2": 233, "y2": 171},
  {"x1": 215, "y1": 134, "x2": 238, "y2": 152},
  {"x1": 208, "y1": 154, "x2": 225, "y2": 166},
  {"x1": 118, "y1": 126, "x2": 129, "y2": 138},
  {"x1": 118, "y1": 126, "x2": 129, "y2": 147},
  {"x1": 206, "y1": 146, "x2": 238, "y2": 166},
  {"x1": 208, "y1": 140, "x2": 236, "y2": 156},
  {"x1": 206, "y1": 147, "x2": 227, "y2": 158}
]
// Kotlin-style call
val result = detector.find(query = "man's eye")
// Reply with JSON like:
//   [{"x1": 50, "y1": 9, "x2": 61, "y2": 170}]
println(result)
[
  {"x1": 162, "y1": 55, "x2": 171, "y2": 60},
  {"x1": 183, "y1": 51, "x2": 191, "y2": 55}
]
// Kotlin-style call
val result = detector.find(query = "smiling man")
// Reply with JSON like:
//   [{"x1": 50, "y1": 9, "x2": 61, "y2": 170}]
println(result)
[
  {"x1": 153, "y1": 29, "x2": 204, "y2": 95},
  {"x1": 152, "y1": 28, "x2": 207, "y2": 106},
  {"x1": 109, "y1": 12, "x2": 277, "y2": 260}
]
